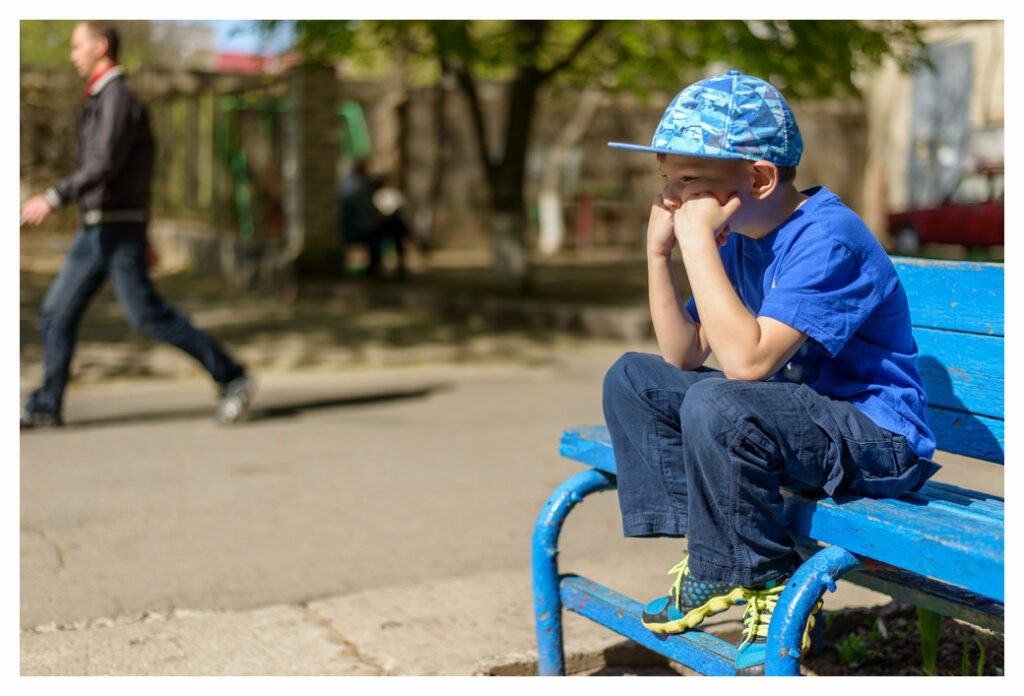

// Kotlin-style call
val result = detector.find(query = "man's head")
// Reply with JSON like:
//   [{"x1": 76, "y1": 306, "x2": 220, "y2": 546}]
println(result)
[{"x1": 70, "y1": 21, "x2": 119, "y2": 78}]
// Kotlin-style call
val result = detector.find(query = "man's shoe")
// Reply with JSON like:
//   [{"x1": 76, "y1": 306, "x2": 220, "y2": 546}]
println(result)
[
  {"x1": 216, "y1": 375, "x2": 254, "y2": 425},
  {"x1": 640, "y1": 550, "x2": 748, "y2": 634},
  {"x1": 20, "y1": 407, "x2": 64, "y2": 429},
  {"x1": 733, "y1": 577, "x2": 823, "y2": 676}
]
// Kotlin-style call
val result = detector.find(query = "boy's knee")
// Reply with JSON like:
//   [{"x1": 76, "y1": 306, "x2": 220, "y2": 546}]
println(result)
[
  {"x1": 679, "y1": 378, "x2": 733, "y2": 434},
  {"x1": 603, "y1": 352, "x2": 659, "y2": 401}
]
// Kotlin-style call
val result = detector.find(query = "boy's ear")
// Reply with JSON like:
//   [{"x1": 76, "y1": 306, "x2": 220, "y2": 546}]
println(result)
[{"x1": 748, "y1": 161, "x2": 780, "y2": 200}]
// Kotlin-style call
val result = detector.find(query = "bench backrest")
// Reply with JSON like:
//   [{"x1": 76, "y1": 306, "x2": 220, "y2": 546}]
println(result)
[{"x1": 894, "y1": 258, "x2": 1004, "y2": 463}]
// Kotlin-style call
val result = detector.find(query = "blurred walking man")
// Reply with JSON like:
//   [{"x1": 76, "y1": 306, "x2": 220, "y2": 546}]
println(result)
[{"x1": 20, "y1": 21, "x2": 253, "y2": 428}]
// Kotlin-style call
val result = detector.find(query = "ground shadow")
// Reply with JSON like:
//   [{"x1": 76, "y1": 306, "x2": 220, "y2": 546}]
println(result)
[
  {"x1": 19, "y1": 231, "x2": 653, "y2": 369},
  {"x1": 42, "y1": 385, "x2": 449, "y2": 431},
  {"x1": 251, "y1": 385, "x2": 451, "y2": 422}
]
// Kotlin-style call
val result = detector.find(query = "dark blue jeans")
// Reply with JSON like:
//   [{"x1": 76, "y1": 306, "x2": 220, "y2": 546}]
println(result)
[
  {"x1": 25, "y1": 223, "x2": 245, "y2": 415},
  {"x1": 602, "y1": 352, "x2": 940, "y2": 586}
]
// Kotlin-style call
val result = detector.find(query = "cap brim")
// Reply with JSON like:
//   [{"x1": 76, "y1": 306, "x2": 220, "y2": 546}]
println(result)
[
  {"x1": 607, "y1": 141, "x2": 675, "y2": 155},
  {"x1": 608, "y1": 142, "x2": 776, "y2": 164}
]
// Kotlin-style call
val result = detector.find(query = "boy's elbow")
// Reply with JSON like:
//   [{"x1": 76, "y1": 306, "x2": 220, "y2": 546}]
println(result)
[{"x1": 721, "y1": 359, "x2": 772, "y2": 382}]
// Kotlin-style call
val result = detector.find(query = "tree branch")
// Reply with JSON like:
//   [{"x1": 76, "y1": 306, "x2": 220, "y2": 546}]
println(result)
[
  {"x1": 538, "y1": 20, "x2": 609, "y2": 83},
  {"x1": 449, "y1": 57, "x2": 496, "y2": 177}
]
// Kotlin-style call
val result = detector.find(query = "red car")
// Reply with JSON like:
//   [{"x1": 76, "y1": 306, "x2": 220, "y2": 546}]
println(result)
[{"x1": 888, "y1": 166, "x2": 1004, "y2": 255}]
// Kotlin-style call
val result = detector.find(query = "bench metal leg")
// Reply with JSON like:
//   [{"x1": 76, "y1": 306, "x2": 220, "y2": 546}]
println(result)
[
  {"x1": 765, "y1": 545, "x2": 862, "y2": 676},
  {"x1": 532, "y1": 468, "x2": 616, "y2": 676}
]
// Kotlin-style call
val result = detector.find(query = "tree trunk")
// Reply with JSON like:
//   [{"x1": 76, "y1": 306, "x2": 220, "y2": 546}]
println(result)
[
  {"x1": 446, "y1": 20, "x2": 607, "y2": 291},
  {"x1": 488, "y1": 206, "x2": 530, "y2": 291},
  {"x1": 415, "y1": 63, "x2": 452, "y2": 245},
  {"x1": 486, "y1": 65, "x2": 543, "y2": 291},
  {"x1": 537, "y1": 88, "x2": 604, "y2": 255}
]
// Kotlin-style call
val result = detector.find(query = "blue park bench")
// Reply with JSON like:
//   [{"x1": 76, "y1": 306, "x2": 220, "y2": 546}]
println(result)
[{"x1": 532, "y1": 258, "x2": 1004, "y2": 676}]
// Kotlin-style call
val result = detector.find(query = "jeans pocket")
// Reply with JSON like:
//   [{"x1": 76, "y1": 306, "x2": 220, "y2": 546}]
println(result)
[{"x1": 841, "y1": 435, "x2": 922, "y2": 498}]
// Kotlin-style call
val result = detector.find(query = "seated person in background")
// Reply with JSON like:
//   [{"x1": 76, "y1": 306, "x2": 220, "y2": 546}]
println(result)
[{"x1": 338, "y1": 159, "x2": 414, "y2": 278}]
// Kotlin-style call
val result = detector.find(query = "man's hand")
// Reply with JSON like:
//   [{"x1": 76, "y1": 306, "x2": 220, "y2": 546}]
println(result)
[
  {"x1": 673, "y1": 193, "x2": 742, "y2": 250},
  {"x1": 646, "y1": 193, "x2": 679, "y2": 258},
  {"x1": 20, "y1": 194, "x2": 54, "y2": 227}
]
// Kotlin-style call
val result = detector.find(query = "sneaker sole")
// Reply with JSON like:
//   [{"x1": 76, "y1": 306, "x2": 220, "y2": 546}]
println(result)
[{"x1": 641, "y1": 586, "x2": 748, "y2": 634}]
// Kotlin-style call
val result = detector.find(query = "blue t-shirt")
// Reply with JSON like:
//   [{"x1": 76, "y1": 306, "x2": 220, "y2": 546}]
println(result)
[{"x1": 686, "y1": 186, "x2": 936, "y2": 459}]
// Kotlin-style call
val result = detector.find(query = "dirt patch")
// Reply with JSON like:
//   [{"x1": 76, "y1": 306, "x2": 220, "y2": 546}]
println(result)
[
  {"x1": 804, "y1": 602, "x2": 1002, "y2": 677},
  {"x1": 566, "y1": 602, "x2": 1003, "y2": 677}
]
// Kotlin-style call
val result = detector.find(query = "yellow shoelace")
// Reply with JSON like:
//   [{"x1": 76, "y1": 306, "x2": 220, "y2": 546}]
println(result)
[
  {"x1": 738, "y1": 584, "x2": 785, "y2": 649},
  {"x1": 739, "y1": 584, "x2": 820, "y2": 653},
  {"x1": 666, "y1": 551, "x2": 690, "y2": 608}
]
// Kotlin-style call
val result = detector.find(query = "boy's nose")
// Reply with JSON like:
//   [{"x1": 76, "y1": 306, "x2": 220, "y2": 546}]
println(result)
[{"x1": 661, "y1": 186, "x2": 682, "y2": 207}]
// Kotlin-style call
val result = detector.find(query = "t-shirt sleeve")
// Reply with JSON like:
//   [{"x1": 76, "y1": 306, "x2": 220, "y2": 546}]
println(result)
[
  {"x1": 757, "y1": 237, "x2": 879, "y2": 357},
  {"x1": 685, "y1": 295, "x2": 700, "y2": 324}
]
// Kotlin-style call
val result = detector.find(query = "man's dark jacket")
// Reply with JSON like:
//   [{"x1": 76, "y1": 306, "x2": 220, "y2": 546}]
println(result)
[{"x1": 45, "y1": 67, "x2": 155, "y2": 225}]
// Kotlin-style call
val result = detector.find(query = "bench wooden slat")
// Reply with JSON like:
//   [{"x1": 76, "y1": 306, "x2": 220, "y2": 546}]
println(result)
[
  {"x1": 560, "y1": 575, "x2": 738, "y2": 675},
  {"x1": 915, "y1": 328, "x2": 1003, "y2": 419},
  {"x1": 793, "y1": 545, "x2": 1005, "y2": 632},
  {"x1": 782, "y1": 490, "x2": 1004, "y2": 602},
  {"x1": 560, "y1": 425, "x2": 617, "y2": 474},
  {"x1": 867, "y1": 484, "x2": 1003, "y2": 525},
  {"x1": 926, "y1": 406, "x2": 1004, "y2": 463},
  {"x1": 904, "y1": 481, "x2": 1005, "y2": 518},
  {"x1": 842, "y1": 569, "x2": 1004, "y2": 633},
  {"x1": 903, "y1": 495, "x2": 1004, "y2": 522},
  {"x1": 923, "y1": 479, "x2": 1005, "y2": 503},
  {"x1": 894, "y1": 258, "x2": 1004, "y2": 336}
]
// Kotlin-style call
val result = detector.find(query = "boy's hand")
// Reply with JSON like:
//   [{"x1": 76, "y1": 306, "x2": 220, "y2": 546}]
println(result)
[
  {"x1": 673, "y1": 193, "x2": 742, "y2": 250},
  {"x1": 646, "y1": 193, "x2": 678, "y2": 258}
]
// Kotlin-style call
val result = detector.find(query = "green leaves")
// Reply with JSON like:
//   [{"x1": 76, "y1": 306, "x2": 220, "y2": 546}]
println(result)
[
  {"x1": 281, "y1": 19, "x2": 925, "y2": 102},
  {"x1": 961, "y1": 635, "x2": 987, "y2": 676},
  {"x1": 20, "y1": 20, "x2": 153, "y2": 71},
  {"x1": 917, "y1": 607, "x2": 943, "y2": 676}
]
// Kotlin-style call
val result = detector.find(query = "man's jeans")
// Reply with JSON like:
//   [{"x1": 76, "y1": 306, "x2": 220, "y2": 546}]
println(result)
[
  {"x1": 602, "y1": 352, "x2": 940, "y2": 586},
  {"x1": 26, "y1": 223, "x2": 244, "y2": 415}
]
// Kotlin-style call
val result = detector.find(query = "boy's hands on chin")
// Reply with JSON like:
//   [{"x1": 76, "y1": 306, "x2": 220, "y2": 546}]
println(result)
[
  {"x1": 673, "y1": 192, "x2": 742, "y2": 250},
  {"x1": 646, "y1": 193, "x2": 680, "y2": 258}
]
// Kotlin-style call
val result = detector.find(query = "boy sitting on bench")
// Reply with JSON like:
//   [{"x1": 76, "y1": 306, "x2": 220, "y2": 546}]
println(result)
[{"x1": 602, "y1": 70, "x2": 941, "y2": 674}]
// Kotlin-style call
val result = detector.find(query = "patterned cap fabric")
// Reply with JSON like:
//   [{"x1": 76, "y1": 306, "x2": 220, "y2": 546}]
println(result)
[{"x1": 609, "y1": 70, "x2": 803, "y2": 166}]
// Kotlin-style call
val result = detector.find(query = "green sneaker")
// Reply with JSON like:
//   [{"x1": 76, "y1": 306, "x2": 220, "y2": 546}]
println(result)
[
  {"x1": 640, "y1": 550, "x2": 748, "y2": 634},
  {"x1": 733, "y1": 578, "x2": 823, "y2": 676}
]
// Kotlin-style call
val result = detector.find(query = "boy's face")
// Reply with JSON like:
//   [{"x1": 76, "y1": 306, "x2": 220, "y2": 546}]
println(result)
[{"x1": 657, "y1": 154, "x2": 759, "y2": 234}]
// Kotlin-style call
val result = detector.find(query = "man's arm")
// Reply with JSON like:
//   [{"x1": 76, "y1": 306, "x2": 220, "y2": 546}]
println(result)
[{"x1": 675, "y1": 195, "x2": 807, "y2": 380}]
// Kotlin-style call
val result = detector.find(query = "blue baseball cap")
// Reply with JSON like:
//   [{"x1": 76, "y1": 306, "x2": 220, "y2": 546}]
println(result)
[{"x1": 608, "y1": 70, "x2": 803, "y2": 167}]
